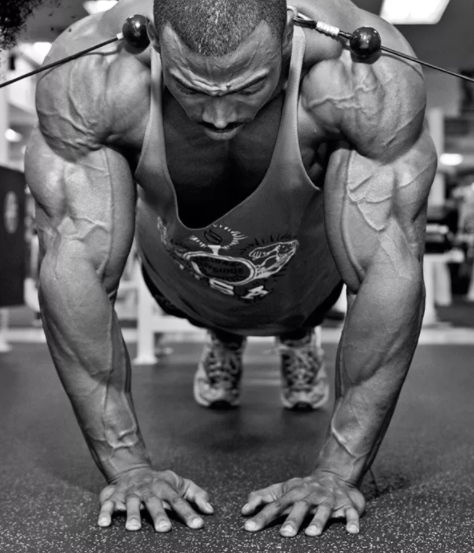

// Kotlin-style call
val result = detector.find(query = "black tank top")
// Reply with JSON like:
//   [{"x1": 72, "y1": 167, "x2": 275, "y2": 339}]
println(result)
[{"x1": 134, "y1": 26, "x2": 340, "y2": 336}]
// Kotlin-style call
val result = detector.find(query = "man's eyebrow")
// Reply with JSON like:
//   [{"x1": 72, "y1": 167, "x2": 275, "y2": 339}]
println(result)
[{"x1": 172, "y1": 74, "x2": 267, "y2": 93}]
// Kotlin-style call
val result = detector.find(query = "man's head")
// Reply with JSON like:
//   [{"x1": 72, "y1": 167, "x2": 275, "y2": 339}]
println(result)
[
  {"x1": 150, "y1": 0, "x2": 293, "y2": 140},
  {"x1": 153, "y1": 0, "x2": 287, "y2": 58}
]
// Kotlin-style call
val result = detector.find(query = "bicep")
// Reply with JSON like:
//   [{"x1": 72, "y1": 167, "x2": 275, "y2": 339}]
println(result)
[
  {"x1": 324, "y1": 124, "x2": 437, "y2": 293},
  {"x1": 25, "y1": 127, "x2": 136, "y2": 294}
]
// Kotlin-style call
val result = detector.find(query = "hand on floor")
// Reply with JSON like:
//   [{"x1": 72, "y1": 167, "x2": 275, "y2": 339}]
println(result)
[
  {"x1": 98, "y1": 468, "x2": 213, "y2": 532},
  {"x1": 241, "y1": 470, "x2": 366, "y2": 537}
]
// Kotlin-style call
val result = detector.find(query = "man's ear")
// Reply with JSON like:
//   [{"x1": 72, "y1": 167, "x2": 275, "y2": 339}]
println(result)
[
  {"x1": 147, "y1": 20, "x2": 160, "y2": 53},
  {"x1": 282, "y1": 8, "x2": 295, "y2": 56}
]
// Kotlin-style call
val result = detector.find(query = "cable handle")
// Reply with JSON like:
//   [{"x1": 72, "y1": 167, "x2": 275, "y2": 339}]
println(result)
[{"x1": 293, "y1": 14, "x2": 474, "y2": 85}]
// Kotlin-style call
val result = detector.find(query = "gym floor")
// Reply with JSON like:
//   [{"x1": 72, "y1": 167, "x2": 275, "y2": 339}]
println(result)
[{"x1": 1, "y1": 327, "x2": 474, "y2": 553}]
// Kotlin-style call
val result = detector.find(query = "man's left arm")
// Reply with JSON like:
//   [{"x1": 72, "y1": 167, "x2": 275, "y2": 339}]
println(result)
[
  {"x1": 315, "y1": 120, "x2": 438, "y2": 518},
  {"x1": 242, "y1": 45, "x2": 438, "y2": 537}
]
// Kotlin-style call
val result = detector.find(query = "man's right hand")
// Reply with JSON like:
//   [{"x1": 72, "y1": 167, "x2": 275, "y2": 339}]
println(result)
[{"x1": 98, "y1": 468, "x2": 214, "y2": 532}]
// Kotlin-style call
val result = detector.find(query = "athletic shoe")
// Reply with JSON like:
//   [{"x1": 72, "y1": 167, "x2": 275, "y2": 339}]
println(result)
[
  {"x1": 276, "y1": 328, "x2": 330, "y2": 410},
  {"x1": 193, "y1": 331, "x2": 246, "y2": 409}
]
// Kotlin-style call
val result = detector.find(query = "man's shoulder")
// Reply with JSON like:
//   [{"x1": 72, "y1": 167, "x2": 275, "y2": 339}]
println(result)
[
  {"x1": 299, "y1": 0, "x2": 427, "y2": 143},
  {"x1": 35, "y1": 8, "x2": 151, "y2": 159}
]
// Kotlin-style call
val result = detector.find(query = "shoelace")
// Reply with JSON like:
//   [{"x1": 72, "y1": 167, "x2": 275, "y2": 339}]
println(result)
[
  {"x1": 274, "y1": 342, "x2": 320, "y2": 390},
  {"x1": 204, "y1": 339, "x2": 244, "y2": 384}
]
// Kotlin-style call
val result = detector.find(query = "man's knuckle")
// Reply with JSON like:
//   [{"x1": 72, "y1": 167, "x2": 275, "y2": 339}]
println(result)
[
  {"x1": 153, "y1": 478, "x2": 172, "y2": 493},
  {"x1": 161, "y1": 469, "x2": 177, "y2": 482},
  {"x1": 271, "y1": 499, "x2": 286, "y2": 512},
  {"x1": 320, "y1": 500, "x2": 334, "y2": 510},
  {"x1": 141, "y1": 490, "x2": 154, "y2": 502},
  {"x1": 355, "y1": 498, "x2": 366, "y2": 513},
  {"x1": 285, "y1": 487, "x2": 305, "y2": 501},
  {"x1": 295, "y1": 498, "x2": 312, "y2": 509},
  {"x1": 288, "y1": 477, "x2": 303, "y2": 487},
  {"x1": 100, "y1": 487, "x2": 114, "y2": 502},
  {"x1": 307, "y1": 489, "x2": 322, "y2": 501}
]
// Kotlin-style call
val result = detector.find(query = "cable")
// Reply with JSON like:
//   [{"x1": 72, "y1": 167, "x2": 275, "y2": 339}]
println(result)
[{"x1": 0, "y1": 35, "x2": 122, "y2": 90}]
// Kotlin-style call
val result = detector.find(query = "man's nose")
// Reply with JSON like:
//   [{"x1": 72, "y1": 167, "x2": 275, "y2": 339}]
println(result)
[{"x1": 201, "y1": 98, "x2": 237, "y2": 129}]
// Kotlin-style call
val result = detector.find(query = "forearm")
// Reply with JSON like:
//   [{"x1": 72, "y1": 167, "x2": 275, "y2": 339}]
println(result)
[
  {"x1": 316, "y1": 269, "x2": 424, "y2": 485},
  {"x1": 40, "y1": 253, "x2": 151, "y2": 482}
]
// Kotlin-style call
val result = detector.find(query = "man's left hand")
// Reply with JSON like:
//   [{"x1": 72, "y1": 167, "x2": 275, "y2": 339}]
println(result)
[{"x1": 241, "y1": 470, "x2": 366, "y2": 537}]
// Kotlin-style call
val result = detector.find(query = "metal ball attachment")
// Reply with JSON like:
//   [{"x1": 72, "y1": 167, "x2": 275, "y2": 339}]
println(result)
[
  {"x1": 122, "y1": 14, "x2": 151, "y2": 49},
  {"x1": 349, "y1": 27, "x2": 381, "y2": 59}
]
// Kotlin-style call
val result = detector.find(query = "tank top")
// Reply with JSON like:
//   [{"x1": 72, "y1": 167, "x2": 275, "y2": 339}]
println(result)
[{"x1": 134, "y1": 25, "x2": 340, "y2": 336}]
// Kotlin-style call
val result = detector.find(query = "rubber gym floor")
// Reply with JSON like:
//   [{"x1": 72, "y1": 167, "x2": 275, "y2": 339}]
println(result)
[{"x1": 1, "y1": 331, "x2": 474, "y2": 553}]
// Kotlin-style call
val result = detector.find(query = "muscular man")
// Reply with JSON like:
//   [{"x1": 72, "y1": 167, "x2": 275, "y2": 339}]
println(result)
[{"x1": 25, "y1": 0, "x2": 437, "y2": 539}]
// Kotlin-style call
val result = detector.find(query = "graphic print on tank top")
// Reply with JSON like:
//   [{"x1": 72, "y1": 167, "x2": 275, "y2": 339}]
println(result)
[{"x1": 157, "y1": 217, "x2": 299, "y2": 301}]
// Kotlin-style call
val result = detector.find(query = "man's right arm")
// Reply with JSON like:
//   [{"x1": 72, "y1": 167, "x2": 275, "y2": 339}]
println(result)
[
  {"x1": 27, "y1": 124, "x2": 212, "y2": 533},
  {"x1": 25, "y1": 126, "x2": 151, "y2": 482},
  {"x1": 25, "y1": 43, "x2": 212, "y2": 530}
]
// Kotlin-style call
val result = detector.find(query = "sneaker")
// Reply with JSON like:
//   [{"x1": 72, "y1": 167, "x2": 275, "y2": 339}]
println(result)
[
  {"x1": 276, "y1": 328, "x2": 330, "y2": 410},
  {"x1": 193, "y1": 331, "x2": 247, "y2": 409}
]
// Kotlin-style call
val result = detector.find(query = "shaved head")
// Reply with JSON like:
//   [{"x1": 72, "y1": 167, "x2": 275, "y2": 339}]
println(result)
[{"x1": 153, "y1": 0, "x2": 288, "y2": 57}]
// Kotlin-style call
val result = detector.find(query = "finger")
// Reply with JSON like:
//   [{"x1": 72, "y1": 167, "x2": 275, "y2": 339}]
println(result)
[
  {"x1": 245, "y1": 497, "x2": 292, "y2": 532},
  {"x1": 144, "y1": 496, "x2": 172, "y2": 533},
  {"x1": 98, "y1": 499, "x2": 115, "y2": 528},
  {"x1": 99, "y1": 485, "x2": 115, "y2": 504},
  {"x1": 115, "y1": 500, "x2": 126, "y2": 512},
  {"x1": 345, "y1": 507, "x2": 360, "y2": 534},
  {"x1": 305, "y1": 502, "x2": 332, "y2": 537},
  {"x1": 280, "y1": 500, "x2": 312, "y2": 538},
  {"x1": 242, "y1": 487, "x2": 279, "y2": 515},
  {"x1": 351, "y1": 490, "x2": 367, "y2": 515},
  {"x1": 242, "y1": 496, "x2": 265, "y2": 515},
  {"x1": 168, "y1": 494, "x2": 204, "y2": 529},
  {"x1": 125, "y1": 494, "x2": 143, "y2": 531},
  {"x1": 183, "y1": 481, "x2": 214, "y2": 514},
  {"x1": 101, "y1": 486, "x2": 127, "y2": 512}
]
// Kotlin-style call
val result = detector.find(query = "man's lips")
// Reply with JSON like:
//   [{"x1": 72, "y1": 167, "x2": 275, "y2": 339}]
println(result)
[{"x1": 200, "y1": 122, "x2": 243, "y2": 133}]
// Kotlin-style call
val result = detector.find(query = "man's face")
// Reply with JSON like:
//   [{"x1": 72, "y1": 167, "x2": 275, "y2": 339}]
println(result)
[{"x1": 159, "y1": 22, "x2": 284, "y2": 141}]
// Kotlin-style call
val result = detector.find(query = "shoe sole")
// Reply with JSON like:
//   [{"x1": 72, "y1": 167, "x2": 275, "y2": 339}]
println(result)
[
  {"x1": 193, "y1": 365, "x2": 241, "y2": 409},
  {"x1": 280, "y1": 381, "x2": 330, "y2": 411},
  {"x1": 203, "y1": 400, "x2": 240, "y2": 410}
]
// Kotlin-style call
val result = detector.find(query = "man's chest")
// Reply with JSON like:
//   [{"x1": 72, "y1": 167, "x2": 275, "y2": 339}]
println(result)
[
  {"x1": 163, "y1": 91, "x2": 284, "y2": 187},
  {"x1": 161, "y1": 93, "x2": 326, "y2": 226},
  {"x1": 122, "y1": 87, "x2": 328, "y2": 227}
]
